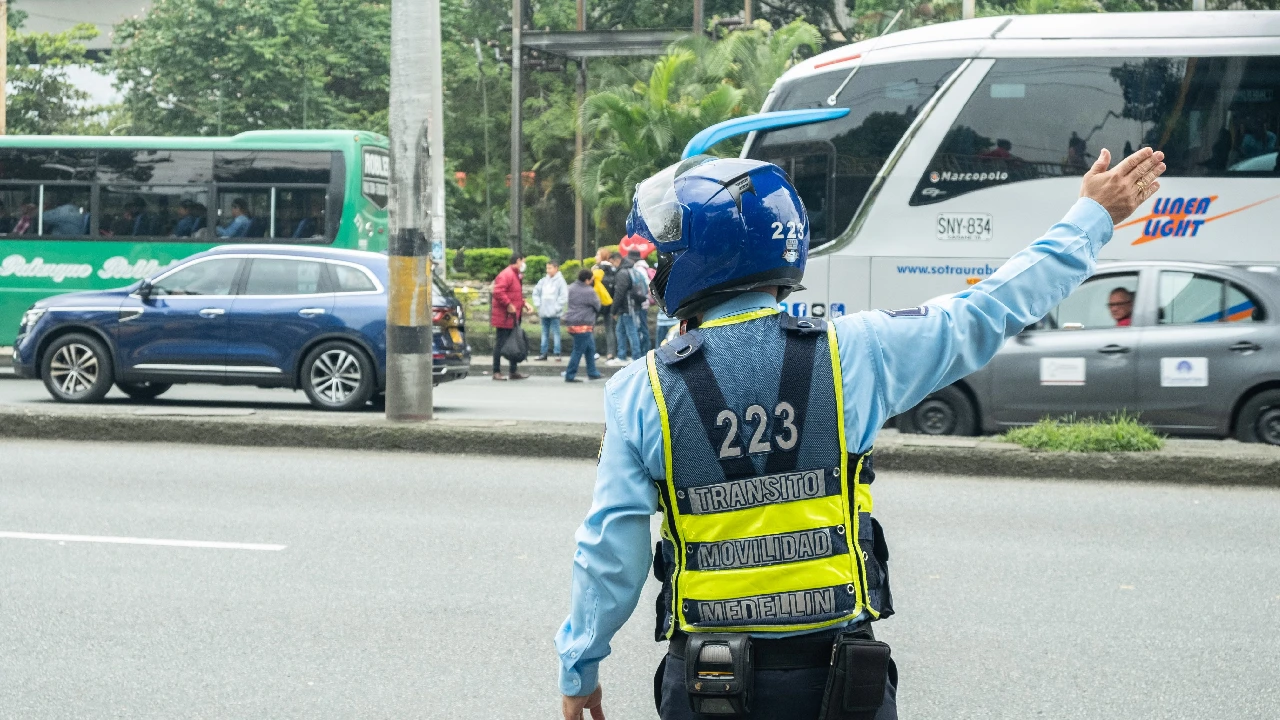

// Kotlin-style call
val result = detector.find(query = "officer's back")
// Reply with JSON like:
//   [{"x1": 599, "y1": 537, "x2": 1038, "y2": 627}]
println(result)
[{"x1": 559, "y1": 148, "x2": 1167, "y2": 720}]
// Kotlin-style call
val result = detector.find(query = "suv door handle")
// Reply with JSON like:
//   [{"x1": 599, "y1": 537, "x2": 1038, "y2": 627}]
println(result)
[
  {"x1": 1097, "y1": 344, "x2": 1130, "y2": 355},
  {"x1": 298, "y1": 308, "x2": 326, "y2": 317},
  {"x1": 1229, "y1": 341, "x2": 1261, "y2": 353},
  {"x1": 199, "y1": 308, "x2": 226, "y2": 318}
]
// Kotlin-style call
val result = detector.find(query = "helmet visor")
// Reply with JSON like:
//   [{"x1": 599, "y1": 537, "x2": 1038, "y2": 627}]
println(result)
[{"x1": 635, "y1": 164, "x2": 684, "y2": 244}]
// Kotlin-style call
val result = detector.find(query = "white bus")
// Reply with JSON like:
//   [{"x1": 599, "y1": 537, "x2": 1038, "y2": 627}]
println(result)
[{"x1": 741, "y1": 11, "x2": 1280, "y2": 318}]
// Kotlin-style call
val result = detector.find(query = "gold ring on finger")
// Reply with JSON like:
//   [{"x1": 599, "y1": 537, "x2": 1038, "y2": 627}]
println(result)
[{"x1": 1136, "y1": 180, "x2": 1147, "y2": 190}]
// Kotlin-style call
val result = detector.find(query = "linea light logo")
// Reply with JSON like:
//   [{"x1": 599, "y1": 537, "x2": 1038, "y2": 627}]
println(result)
[{"x1": 1118, "y1": 193, "x2": 1280, "y2": 246}]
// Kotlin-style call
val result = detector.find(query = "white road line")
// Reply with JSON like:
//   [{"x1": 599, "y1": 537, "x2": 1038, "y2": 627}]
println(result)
[{"x1": 0, "y1": 531, "x2": 286, "y2": 551}]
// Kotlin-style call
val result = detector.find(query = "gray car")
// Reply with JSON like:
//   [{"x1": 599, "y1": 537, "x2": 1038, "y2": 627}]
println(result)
[{"x1": 896, "y1": 261, "x2": 1280, "y2": 445}]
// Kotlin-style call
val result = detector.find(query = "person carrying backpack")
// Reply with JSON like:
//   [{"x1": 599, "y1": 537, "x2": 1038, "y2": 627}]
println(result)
[
  {"x1": 627, "y1": 248, "x2": 653, "y2": 353},
  {"x1": 606, "y1": 250, "x2": 643, "y2": 366}
]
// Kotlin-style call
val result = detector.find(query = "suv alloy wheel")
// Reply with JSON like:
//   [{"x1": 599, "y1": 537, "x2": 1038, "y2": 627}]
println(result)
[{"x1": 41, "y1": 333, "x2": 114, "y2": 403}]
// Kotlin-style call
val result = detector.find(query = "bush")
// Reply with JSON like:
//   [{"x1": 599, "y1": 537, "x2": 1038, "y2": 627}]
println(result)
[
  {"x1": 559, "y1": 257, "x2": 596, "y2": 282},
  {"x1": 1002, "y1": 413, "x2": 1164, "y2": 453},
  {"x1": 524, "y1": 255, "x2": 550, "y2": 285},
  {"x1": 462, "y1": 248, "x2": 513, "y2": 281},
  {"x1": 646, "y1": 250, "x2": 658, "y2": 265}
]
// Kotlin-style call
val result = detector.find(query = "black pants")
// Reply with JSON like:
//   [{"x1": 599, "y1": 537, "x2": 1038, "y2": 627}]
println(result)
[
  {"x1": 655, "y1": 653, "x2": 898, "y2": 720},
  {"x1": 492, "y1": 327, "x2": 519, "y2": 375}
]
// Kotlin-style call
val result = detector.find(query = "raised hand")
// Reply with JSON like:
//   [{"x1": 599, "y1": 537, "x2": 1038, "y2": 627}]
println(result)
[{"x1": 1079, "y1": 146, "x2": 1167, "y2": 226}]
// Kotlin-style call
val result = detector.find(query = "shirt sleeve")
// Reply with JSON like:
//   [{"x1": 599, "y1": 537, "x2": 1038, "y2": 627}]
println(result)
[
  {"x1": 555, "y1": 376, "x2": 658, "y2": 697},
  {"x1": 835, "y1": 197, "x2": 1114, "y2": 444}
]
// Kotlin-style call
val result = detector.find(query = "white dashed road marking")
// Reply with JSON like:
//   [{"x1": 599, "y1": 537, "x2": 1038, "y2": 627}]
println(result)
[{"x1": 0, "y1": 531, "x2": 286, "y2": 551}]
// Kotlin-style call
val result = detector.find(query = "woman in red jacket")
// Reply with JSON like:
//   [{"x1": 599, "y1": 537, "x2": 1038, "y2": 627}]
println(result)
[{"x1": 490, "y1": 254, "x2": 531, "y2": 380}]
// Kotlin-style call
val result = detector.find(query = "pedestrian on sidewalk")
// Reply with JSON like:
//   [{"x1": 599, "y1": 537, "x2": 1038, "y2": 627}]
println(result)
[
  {"x1": 532, "y1": 260, "x2": 569, "y2": 361},
  {"x1": 606, "y1": 250, "x2": 643, "y2": 366},
  {"x1": 562, "y1": 269, "x2": 603, "y2": 382},
  {"x1": 490, "y1": 253, "x2": 530, "y2": 381},
  {"x1": 629, "y1": 248, "x2": 653, "y2": 353},
  {"x1": 596, "y1": 249, "x2": 619, "y2": 361}
]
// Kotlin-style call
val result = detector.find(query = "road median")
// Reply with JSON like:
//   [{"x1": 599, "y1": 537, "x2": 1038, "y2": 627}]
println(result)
[{"x1": 2, "y1": 405, "x2": 1278, "y2": 486}]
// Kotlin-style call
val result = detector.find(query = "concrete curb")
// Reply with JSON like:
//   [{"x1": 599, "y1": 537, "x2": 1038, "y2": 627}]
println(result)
[
  {"x1": 0, "y1": 408, "x2": 603, "y2": 459},
  {"x1": 2, "y1": 406, "x2": 1279, "y2": 486}
]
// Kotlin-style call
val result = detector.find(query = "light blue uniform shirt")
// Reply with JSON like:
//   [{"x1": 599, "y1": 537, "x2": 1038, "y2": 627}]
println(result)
[{"x1": 555, "y1": 198, "x2": 1114, "y2": 697}]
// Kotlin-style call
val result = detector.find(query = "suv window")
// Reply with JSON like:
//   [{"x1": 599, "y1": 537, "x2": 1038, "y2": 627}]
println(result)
[
  {"x1": 748, "y1": 59, "x2": 963, "y2": 247},
  {"x1": 244, "y1": 258, "x2": 327, "y2": 295},
  {"x1": 1158, "y1": 271, "x2": 1263, "y2": 324},
  {"x1": 913, "y1": 56, "x2": 1280, "y2": 205},
  {"x1": 332, "y1": 263, "x2": 377, "y2": 293},
  {"x1": 1039, "y1": 273, "x2": 1139, "y2": 330},
  {"x1": 152, "y1": 258, "x2": 241, "y2": 296}
]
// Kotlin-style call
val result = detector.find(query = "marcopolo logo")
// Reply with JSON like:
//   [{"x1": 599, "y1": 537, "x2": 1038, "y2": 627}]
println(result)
[
  {"x1": 930, "y1": 170, "x2": 1009, "y2": 183},
  {"x1": 0, "y1": 254, "x2": 93, "y2": 283}
]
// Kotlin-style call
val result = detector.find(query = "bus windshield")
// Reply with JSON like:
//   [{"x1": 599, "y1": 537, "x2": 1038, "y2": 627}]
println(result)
[{"x1": 747, "y1": 59, "x2": 962, "y2": 248}]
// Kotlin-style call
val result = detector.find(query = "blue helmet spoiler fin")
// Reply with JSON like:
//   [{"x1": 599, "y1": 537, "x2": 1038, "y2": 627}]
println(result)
[{"x1": 681, "y1": 108, "x2": 851, "y2": 160}]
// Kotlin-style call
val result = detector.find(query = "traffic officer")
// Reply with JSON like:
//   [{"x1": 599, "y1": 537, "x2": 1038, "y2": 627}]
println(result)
[{"x1": 558, "y1": 146, "x2": 1166, "y2": 720}]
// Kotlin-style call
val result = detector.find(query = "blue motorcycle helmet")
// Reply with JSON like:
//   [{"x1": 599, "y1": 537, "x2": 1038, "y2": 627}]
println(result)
[{"x1": 626, "y1": 156, "x2": 809, "y2": 320}]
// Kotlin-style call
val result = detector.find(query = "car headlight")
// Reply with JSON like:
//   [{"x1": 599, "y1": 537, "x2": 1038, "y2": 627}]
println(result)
[{"x1": 20, "y1": 307, "x2": 47, "y2": 329}]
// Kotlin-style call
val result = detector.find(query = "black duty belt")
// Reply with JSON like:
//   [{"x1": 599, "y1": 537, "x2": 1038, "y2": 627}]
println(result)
[{"x1": 669, "y1": 626, "x2": 873, "y2": 671}]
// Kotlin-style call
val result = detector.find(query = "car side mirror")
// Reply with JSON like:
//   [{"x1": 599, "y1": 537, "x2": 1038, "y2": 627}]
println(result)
[{"x1": 137, "y1": 279, "x2": 154, "y2": 301}]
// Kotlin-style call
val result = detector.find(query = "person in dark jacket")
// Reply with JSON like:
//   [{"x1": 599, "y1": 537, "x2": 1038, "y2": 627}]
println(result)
[
  {"x1": 607, "y1": 250, "x2": 641, "y2": 366},
  {"x1": 562, "y1": 269, "x2": 603, "y2": 382},
  {"x1": 596, "y1": 249, "x2": 619, "y2": 360},
  {"x1": 490, "y1": 254, "x2": 530, "y2": 380}
]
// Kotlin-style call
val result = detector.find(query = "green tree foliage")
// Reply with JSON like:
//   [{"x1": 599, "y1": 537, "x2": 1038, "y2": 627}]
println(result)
[
  {"x1": 580, "y1": 20, "x2": 821, "y2": 240},
  {"x1": 111, "y1": 0, "x2": 390, "y2": 135},
  {"x1": 579, "y1": 50, "x2": 745, "y2": 238},
  {"x1": 5, "y1": 9, "x2": 108, "y2": 134},
  {"x1": 677, "y1": 19, "x2": 824, "y2": 119}
]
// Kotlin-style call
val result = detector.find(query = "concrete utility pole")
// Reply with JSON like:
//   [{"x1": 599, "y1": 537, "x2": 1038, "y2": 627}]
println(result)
[
  {"x1": 744, "y1": 0, "x2": 752, "y2": 25},
  {"x1": 962, "y1": 0, "x2": 975, "y2": 20},
  {"x1": 692, "y1": 0, "x2": 704, "y2": 35},
  {"x1": 427, "y1": 0, "x2": 447, "y2": 277},
  {"x1": 573, "y1": 0, "x2": 586, "y2": 262},
  {"x1": 509, "y1": 0, "x2": 524, "y2": 256},
  {"x1": 1193, "y1": 0, "x2": 1206, "y2": 9},
  {"x1": 386, "y1": 0, "x2": 437, "y2": 421},
  {"x1": 1, "y1": 0, "x2": 8, "y2": 135}
]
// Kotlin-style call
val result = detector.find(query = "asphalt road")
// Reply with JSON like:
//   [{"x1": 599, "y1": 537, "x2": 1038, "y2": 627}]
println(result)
[
  {"x1": 2, "y1": 440, "x2": 1278, "y2": 719},
  {"x1": 0, "y1": 373, "x2": 607, "y2": 424}
]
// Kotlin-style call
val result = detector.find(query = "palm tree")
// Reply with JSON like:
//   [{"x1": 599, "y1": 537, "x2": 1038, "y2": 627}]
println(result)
[
  {"x1": 688, "y1": 19, "x2": 824, "y2": 114},
  {"x1": 577, "y1": 50, "x2": 744, "y2": 237}
]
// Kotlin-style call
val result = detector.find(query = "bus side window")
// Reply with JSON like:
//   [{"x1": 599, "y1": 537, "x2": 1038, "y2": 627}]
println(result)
[
  {"x1": 214, "y1": 151, "x2": 337, "y2": 243},
  {"x1": 913, "y1": 55, "x2": 1280, "y2": 205}
]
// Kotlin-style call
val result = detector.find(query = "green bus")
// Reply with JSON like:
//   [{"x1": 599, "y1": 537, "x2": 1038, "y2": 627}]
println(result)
[{"x1": 0, "y1": 130, "x2": 390, "y2": 346}]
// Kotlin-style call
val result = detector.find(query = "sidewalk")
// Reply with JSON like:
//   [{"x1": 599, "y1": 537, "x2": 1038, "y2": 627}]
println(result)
[{"x1": 2, "y1": 401, "x2": 1277, "y2": 487}]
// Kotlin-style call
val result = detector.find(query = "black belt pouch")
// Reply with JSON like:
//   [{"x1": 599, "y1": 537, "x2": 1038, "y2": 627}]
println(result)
[{"x1": 818, "y1": 633, "x2": 891, "y2": 720}]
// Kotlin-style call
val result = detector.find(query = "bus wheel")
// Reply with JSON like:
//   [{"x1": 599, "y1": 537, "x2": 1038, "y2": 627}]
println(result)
[
  {"x1": 1234, "y1": 390, "x2": 1280, "y2": 446},
  {"x1": 41, "y1": 333, "x2": 114, "y2": 403},
  {"x1": 116, "y1": 381, "x2": 172, "y2": 401},
  {"x1": 898, "y1": 386, "x2": 976, "y2": 436}
]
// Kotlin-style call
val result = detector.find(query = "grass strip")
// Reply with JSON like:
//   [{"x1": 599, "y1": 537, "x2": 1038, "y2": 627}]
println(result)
[{"x1": 1002, "y1": 413, "x2": 1164, "y2": 453}]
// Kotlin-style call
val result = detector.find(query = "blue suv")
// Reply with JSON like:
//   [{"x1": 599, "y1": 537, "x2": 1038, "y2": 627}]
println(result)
[{"x1": 12, "y1": 246, "x2": 469, "y2": 410}]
